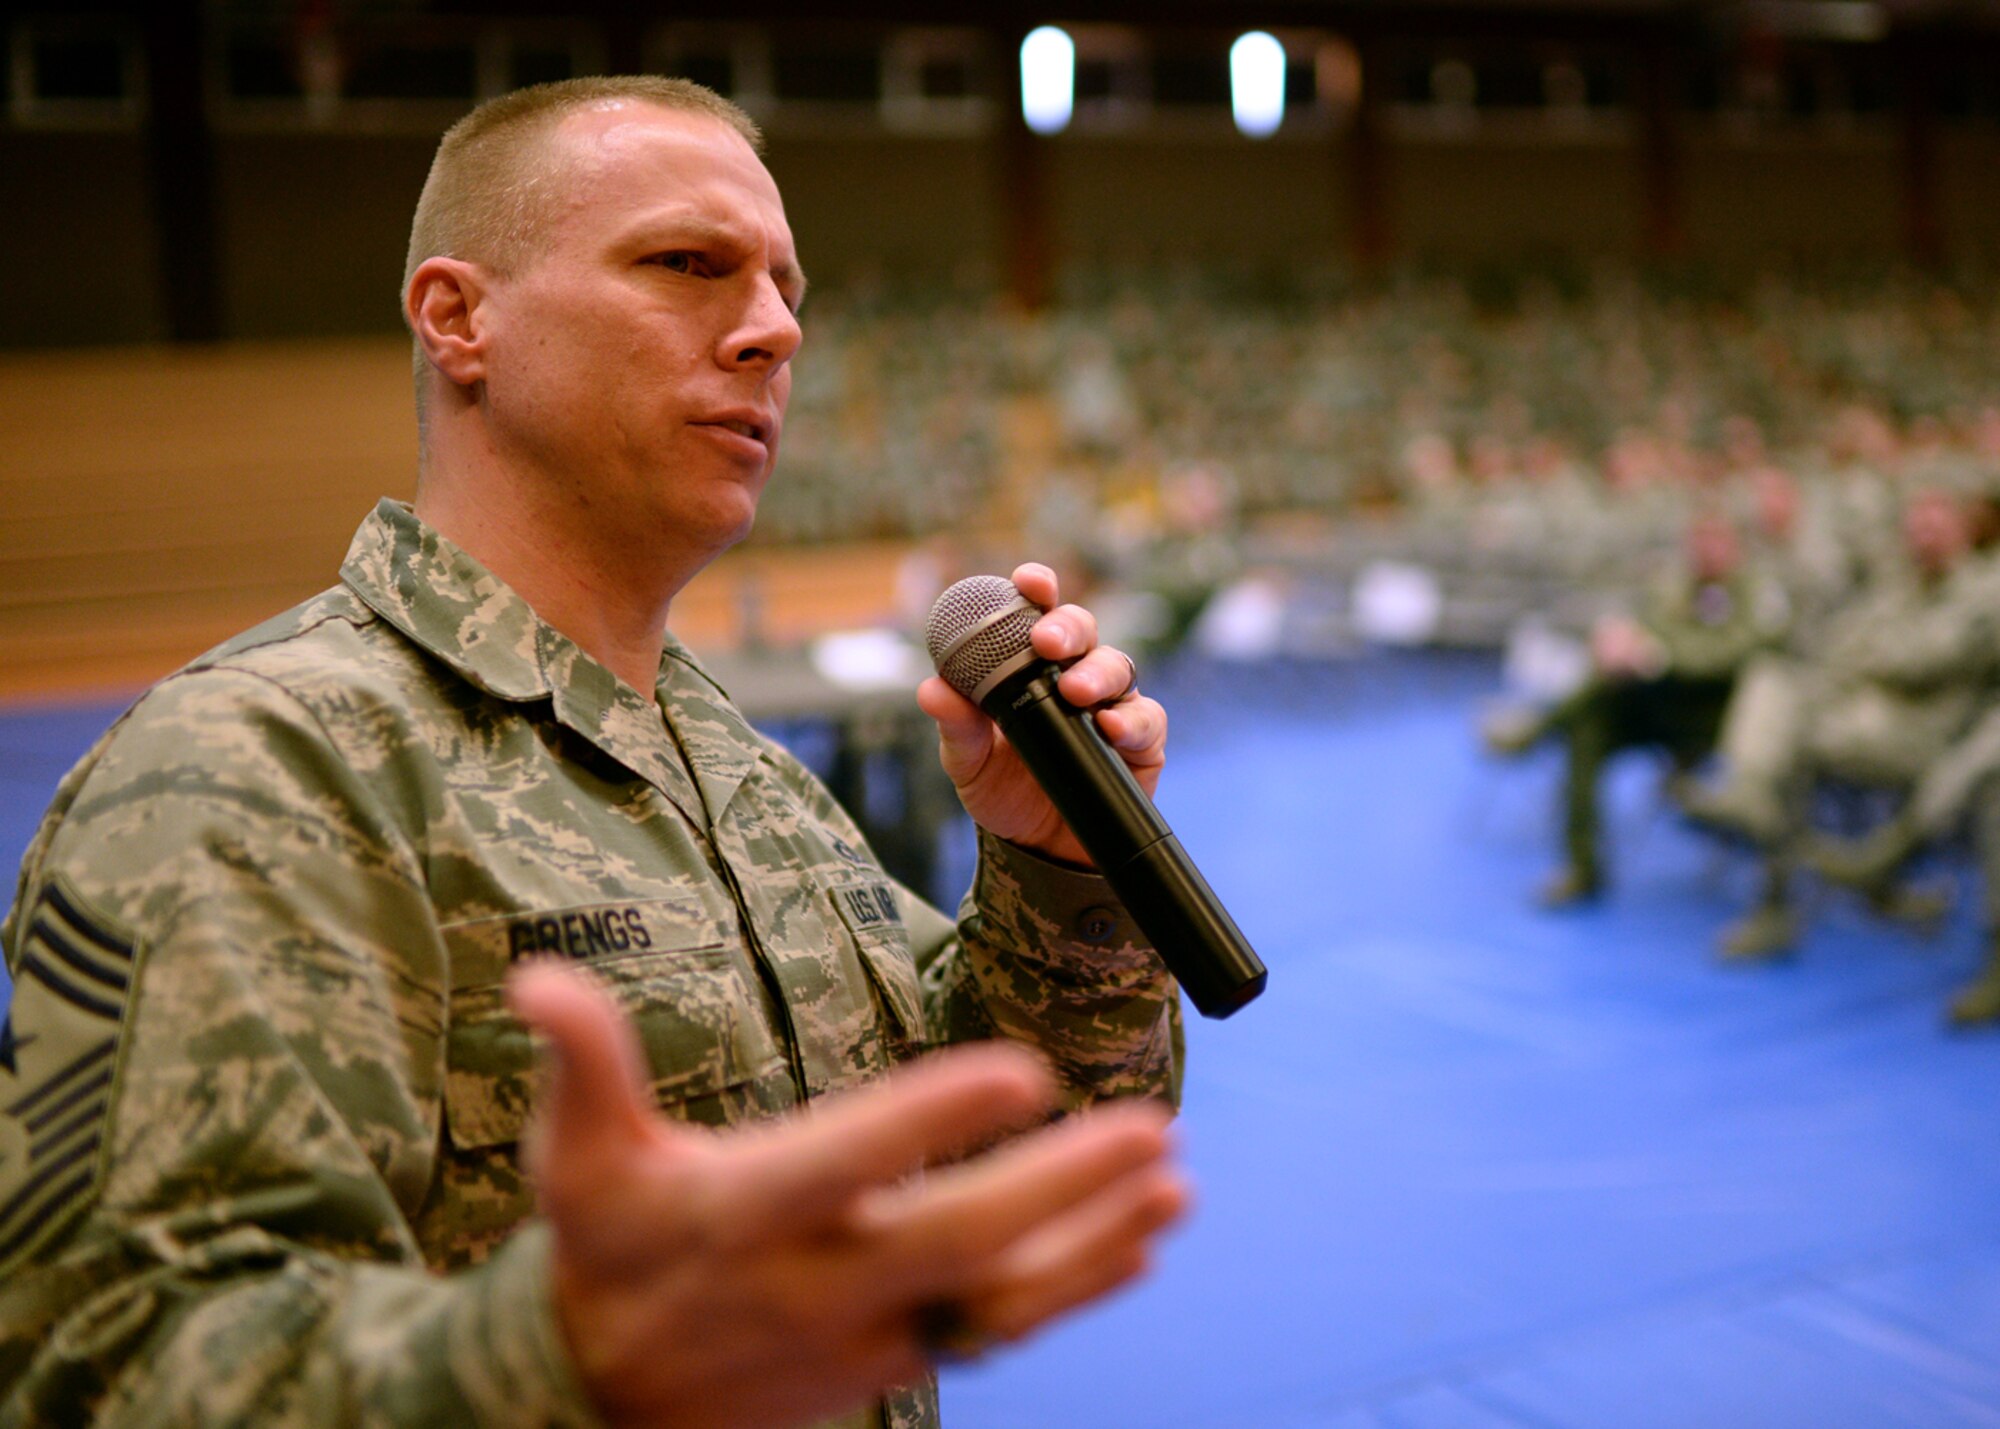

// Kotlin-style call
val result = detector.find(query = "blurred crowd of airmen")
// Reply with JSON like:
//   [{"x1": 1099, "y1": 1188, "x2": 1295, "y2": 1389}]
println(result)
[
  {"x1": 766, "y1": 263, "x2": 2000, "y2": 546},
  {"x1": 1476, "y1": 409, "x2": 2000, "y2": 1027}
]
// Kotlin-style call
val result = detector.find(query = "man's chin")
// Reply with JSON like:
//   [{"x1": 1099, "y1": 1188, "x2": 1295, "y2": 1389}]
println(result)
[
  {"x1": 726, "y1": 478, "x2": 768, "y2": 541},
  {"x1": 696, "y1": 490, "x2": 762, "y2": 556}
]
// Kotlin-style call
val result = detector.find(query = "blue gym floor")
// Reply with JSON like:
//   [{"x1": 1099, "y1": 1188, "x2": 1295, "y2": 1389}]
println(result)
[{"x1": 6, "y1": 656, "x2": 1999, "y2": 1427}]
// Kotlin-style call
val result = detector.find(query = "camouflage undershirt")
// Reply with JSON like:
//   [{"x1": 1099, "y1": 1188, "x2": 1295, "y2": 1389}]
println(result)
[{"x1": 0, "y1": 499, "x2": 1184, "y2": 1427}]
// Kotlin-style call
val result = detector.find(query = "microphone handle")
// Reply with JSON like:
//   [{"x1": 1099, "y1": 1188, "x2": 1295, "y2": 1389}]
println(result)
[{"x1": 983, "y1": 666, "x2": 1268, "y2": 1019}]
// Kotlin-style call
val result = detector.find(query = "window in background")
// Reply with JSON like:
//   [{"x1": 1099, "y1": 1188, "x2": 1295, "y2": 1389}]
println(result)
[
  {"x1": 1152, "y1": 42, "x2": 1231, "y2": 109},
  {"x1": 1403, "y1": 54, "x2": 1480, "y2": 137},
  {"x1": 7, "y1": 16, "x2": 143, "y2": 130},
  {"x1": 672, "y1": 50, "x2": 734, "y2": 97},
  {"x1": 224, "y1": 32, "x2": 303, "y2": 101},
  {"x1": 1288, "y1": 54, "x2": 1318, "y2": 114},
  {"x1": 651, "y1": 26, "x2": 770, "y2": 112},
  {"x1": 343, "y1": 29, "x2": 476, "y2": 103},
  {"x1": 1707, "y1": 31, "x2": 1896, "y2": 139},
  {"x1": 1581, "y1": 51, "x2": 1631, "y2": 110},
  {"x1": 1930, "y1": 54, "x2": 2000, "y2": 122},
  {"x1": 504, "y1": 25, "x2": 600, "y2": 92},
  {"x1": 1382, "y1": 38, "x2": 1633, "y2": 142},
  {"x1": 35, "y1": 30, "x2": 126, "y2": 100},
  {"x1": 1066, "y1": 26, "x2": 1147, "y2": 132},
  {"x1": 1830, "y1": 49, "x2": 1894, "y2": 119},
  {"x1": 1477, "y1": 51, "x2": 1544, "y2": 110},
  {"x1": 771, "y1": 30, "x2": 882, "y2": 106},
  {"x1": 211, "y1": 17, "x2": 599, "y2": 133},
  {"x1": 1308, "y1": 33, "x2": 1364, "y2": 127},
  {"x1": 1684, "y1": 61, "x2": 1726, "y2": 115},
  {"x1": 883, "y1": 28, "x2": 991, "y2": 134}
]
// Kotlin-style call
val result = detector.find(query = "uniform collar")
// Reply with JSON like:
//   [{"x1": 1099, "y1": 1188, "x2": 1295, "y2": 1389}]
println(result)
[
  {"x1": 657, "y1": 633, "x2": 765, "y2": 822},
  {"x1": 339, "y1": 498, "x2": 548, "y2": 700},
  {"x1": 338, "y1": 499, "x2": 760, "y2": 821}
]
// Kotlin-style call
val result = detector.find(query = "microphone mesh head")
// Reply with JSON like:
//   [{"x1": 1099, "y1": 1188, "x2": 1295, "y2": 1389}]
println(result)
[{"x1": 925, "y1": 575, "x2": 1040, "y2": 699}]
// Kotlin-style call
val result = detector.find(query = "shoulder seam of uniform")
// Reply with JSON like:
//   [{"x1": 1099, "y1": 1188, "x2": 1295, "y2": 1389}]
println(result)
[
  {"x1": 142, "y1": 664, "x2": 348, "y2": 758},
  {"x1": 193, "y1": 597, "x2": 377, "y2": 669}
]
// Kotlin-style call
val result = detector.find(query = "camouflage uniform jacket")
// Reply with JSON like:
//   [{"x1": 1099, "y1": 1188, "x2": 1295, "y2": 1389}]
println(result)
[
  {"x1": 1821, "y1": 562, "x2": 1998, "y2": 699},
  {"x1": 1639, "y1": 570, "x2": 1787, "y2": 682},
  {"x1": 1801, "y1": 561, "x2": 2000, "y2": 779},
  {"x1": 0, "y1": 500, "x2": 1185, "y2": 1428}
]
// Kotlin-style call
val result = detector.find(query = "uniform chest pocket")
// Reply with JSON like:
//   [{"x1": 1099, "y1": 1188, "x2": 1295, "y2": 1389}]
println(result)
[
  {"x1": 826, "y1": 876, "x2": 927, "y2": 1050},
  {"x1": 441, "y1": 906, "x2": 788, "y2": 1149}
]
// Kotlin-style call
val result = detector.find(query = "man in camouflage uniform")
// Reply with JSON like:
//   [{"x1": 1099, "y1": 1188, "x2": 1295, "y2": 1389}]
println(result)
[
  {"x1": 1805, "y1": 504, "x2": 2000, "y2": 1022},
  {"x1": 0, "y1": 78, "x2": 1185, "y2": 1428},
  {"x1": 1486, "y1": 514, "x2": 1783, "y2": 905},
  {"x1": 1683, "y1": 488, "x2": 1996, "y2": 961}
]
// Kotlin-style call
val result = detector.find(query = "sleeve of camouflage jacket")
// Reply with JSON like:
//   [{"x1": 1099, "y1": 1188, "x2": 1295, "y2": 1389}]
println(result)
[
  {"x1": 0, "y1": 670, "x2": 603, "y2": 1426},
  {"x1": 762, "y1": 743, "x2": 1185, "y2": 1114}
]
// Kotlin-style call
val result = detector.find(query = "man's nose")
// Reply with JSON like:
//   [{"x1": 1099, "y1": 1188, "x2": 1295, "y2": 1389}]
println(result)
[{"x1": 725, "y1": 279, "x2": 803, "y2": 370}]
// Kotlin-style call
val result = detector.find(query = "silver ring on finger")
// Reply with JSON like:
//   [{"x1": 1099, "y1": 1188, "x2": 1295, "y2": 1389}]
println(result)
[{"x1": 1112, "y1": 649, "x2": 1139, "y2": 702}]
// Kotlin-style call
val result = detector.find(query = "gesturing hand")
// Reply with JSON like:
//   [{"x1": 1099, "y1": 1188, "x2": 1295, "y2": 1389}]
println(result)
[
  {"x1": 916, "y1": 562, "x2": 1167, "y2": 867},
  {"x1": 510, "y1": 962, "x2": 1187, "y2": 1429}
]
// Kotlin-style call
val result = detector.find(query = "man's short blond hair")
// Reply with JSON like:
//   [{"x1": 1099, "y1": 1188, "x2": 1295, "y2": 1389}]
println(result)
[{"x1": 404, "y1": 76, "x2": 762, "y2": 428}]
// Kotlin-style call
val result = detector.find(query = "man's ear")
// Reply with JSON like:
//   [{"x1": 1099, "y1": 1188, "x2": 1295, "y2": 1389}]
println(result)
[{"x1": 406, "y1": 257, "x2": 493, "y2": 390}]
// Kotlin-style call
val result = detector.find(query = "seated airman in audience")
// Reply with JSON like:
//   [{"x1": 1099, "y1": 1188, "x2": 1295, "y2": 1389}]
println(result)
[
  {"x1": 1486, "y1": 514, "x2": 1785, "y2": 905},
  {"x1": 1681, "y1": 489, "x2": 1998, "y2": 961}
]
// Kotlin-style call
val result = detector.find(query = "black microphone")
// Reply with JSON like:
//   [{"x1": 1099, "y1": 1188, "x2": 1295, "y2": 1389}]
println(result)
[{"x1": 925, "y1": 575, "x2": 1268, "y2": 1019}]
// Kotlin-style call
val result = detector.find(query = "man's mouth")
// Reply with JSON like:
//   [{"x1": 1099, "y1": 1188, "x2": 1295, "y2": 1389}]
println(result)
[{"x1": 696, "y1": 415, "x2": 772, "y2": 450}]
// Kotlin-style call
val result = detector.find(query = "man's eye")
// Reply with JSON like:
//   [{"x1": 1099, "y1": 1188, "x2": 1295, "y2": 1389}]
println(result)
[{"x1": 656, "y1": 252, "x2": 700, "y2": 274}]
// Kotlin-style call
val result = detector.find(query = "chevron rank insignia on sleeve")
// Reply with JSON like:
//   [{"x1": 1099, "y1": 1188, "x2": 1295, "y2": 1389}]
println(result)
[{"x1": 0, "y1": 878, "x2": 138, "y2": 1274}]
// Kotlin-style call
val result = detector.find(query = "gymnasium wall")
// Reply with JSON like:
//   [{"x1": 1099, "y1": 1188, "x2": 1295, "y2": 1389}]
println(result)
[
  {"x1": 7, "y1": 120, "x2": 2000, "y2": 350},
  {"x1": 0, "y1": 341, "x2": 910, "y2": 699},
  {"x1": 5, "y1": 93, "x2": 1999, "y2": 699}
]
